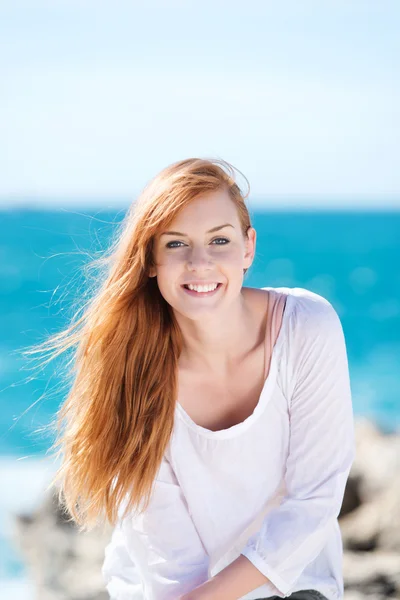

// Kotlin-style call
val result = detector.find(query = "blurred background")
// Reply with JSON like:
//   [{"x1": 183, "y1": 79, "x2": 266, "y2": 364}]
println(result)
[{"x1": 1, "y1": 1, "x2": 399, "y2": 599}]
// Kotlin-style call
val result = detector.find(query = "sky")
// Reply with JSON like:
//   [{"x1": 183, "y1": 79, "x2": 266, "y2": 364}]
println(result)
[{"x1": 1, "y1": 0, "x2": 399, "y2": 208}]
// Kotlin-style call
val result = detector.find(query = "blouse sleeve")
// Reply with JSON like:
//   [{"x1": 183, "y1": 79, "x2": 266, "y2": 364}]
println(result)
[
  {"x1": 101, "y1": 451, "x2": 210, "y2": 600},
  {"x1": 240, "y1": 293, "x2": 356, "y2": 597}
]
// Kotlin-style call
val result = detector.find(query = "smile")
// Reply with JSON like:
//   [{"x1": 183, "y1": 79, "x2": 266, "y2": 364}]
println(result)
[{"x1": 181, "y1": 283, "x2": 223, "y2": 297}]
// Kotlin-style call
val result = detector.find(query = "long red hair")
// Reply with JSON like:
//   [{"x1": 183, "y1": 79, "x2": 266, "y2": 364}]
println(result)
[{"x1": 23, "y1": 158, "x2": 253, "y2": 532}]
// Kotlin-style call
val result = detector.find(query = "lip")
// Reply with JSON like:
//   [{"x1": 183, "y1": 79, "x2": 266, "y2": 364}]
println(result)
[{"x1": 181, "y1": 283, "x2": 223, "y2": 297}]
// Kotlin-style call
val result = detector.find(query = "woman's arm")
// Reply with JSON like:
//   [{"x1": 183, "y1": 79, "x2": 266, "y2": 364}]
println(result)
[
  {"x1": 182, "y1": 294, "x2": 356, "y2": 599},
  {"x1": 179, "y1": 554, "x2": 271, "y2": 599}
]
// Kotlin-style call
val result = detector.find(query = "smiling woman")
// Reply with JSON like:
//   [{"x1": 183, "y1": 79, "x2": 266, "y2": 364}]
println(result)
[
  {"x1": 22, "y1": 158, "x2": 355, "y2": 600},
  {"x1": 147, "y1": 187, "x2": 256, "y2": 337}
]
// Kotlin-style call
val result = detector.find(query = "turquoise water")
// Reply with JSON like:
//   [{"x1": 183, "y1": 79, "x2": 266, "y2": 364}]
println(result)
[
  {"x1": 0, "y1": 206, "x2": 399, "y2": 591},
  {"x1": 1, "y1": 207, "x2": 400, "y2": 458}
]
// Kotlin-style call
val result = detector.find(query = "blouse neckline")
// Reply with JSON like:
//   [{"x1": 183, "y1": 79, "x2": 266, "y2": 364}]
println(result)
[{"x1": 174, "y1": 287, "x2": 292, "y2": 440}]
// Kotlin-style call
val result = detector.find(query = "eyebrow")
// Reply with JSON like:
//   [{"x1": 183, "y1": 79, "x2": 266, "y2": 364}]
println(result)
[{"x1": 160, "y1": 223, "x2": 235, "y2": 237}]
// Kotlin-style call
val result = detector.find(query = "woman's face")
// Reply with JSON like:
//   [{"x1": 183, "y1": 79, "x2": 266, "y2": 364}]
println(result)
[{"x1": 150, "y1": 188, "x2": 256, "y2": 320}]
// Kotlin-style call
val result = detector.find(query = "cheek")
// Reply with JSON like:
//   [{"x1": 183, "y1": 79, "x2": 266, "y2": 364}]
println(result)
[
  {"x1": 156, "y1": 254, "x2": 183, "y2": 269},
  {"x1": 215, "y1": 246, "x2": 245, "y2": 265}
]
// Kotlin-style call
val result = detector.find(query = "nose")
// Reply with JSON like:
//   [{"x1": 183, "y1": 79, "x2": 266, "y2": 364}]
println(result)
[{"x1": 186, "y1": 246, "x2": 213, "y2": 272}]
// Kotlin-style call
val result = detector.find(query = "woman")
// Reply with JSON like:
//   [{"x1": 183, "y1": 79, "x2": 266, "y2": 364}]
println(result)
[{"x1": 30, "y1": 158, "x2": 355, "y2": 600}]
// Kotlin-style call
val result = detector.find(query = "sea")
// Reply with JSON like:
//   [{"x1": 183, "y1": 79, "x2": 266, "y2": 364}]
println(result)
[{"x1": 1, "y1": 205, "x2": 399, "y2": 598}]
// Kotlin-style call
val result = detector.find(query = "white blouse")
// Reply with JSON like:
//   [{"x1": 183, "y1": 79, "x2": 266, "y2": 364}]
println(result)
[{"x1": 102, "y1": 286, "x2": 356, "y2": 600}]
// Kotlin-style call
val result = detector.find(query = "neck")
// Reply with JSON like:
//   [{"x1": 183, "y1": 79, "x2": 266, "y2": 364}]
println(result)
[{"x1": 176, "y1": 290, "x2": 262, "y2": 377}]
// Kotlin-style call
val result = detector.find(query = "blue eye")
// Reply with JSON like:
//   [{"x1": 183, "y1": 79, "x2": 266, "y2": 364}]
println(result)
[
  {"x1": 165, "y1": 241, "x2": 184, "y2": 248},
  {"x1": 213, "y1": 237, "x2": 230, "y2": 245},
  {"x1": 166, "y1": 237, "x2": 230, "y2": 249}
]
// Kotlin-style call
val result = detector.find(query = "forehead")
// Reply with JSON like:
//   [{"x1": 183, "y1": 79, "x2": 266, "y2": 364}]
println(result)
[{"x1": 168, "y1": 189, "x2": 239, "y2": 227}]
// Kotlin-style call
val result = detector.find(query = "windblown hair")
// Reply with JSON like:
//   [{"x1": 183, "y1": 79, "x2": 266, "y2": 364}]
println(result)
[{"x1": 24, "y1": 158, "x2": 252, "y2": 532}]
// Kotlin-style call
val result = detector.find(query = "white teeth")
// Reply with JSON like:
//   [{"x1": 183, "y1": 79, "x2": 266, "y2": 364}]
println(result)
[{"x1": 187, "y1": 283, "x2": 218, "y2": 293}]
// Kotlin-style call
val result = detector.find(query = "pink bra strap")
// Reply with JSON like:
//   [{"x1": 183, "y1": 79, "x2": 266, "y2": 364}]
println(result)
[{"x1": 264, "y1": 290, "x2": 288, "y2": 380}]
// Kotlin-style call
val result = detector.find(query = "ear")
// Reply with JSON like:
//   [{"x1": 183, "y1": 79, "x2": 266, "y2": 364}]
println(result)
[
  {"x1": 243, "y1": 227, "x2": 256, "y2": 269},
  {"x1": 148, "y1": 266, "x2": 157, "y2": 278}
]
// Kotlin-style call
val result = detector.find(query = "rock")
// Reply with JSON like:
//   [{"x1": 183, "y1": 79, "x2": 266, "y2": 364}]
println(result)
[
  {"x1": 343, "y1": 551, "x2": 400, "y2": 599},
  {"x1": 351, "y1": 418, "x2": 400, "y2": 502},
  {"x1": 340, "y1": 473, "x2": 363, "y2": 517},
  {"x1": 340, "y1": 474, "x2": 400, "y2": 553},
  {"x1": 13, "y1": 487, "x2": 112, "y2": 600}
]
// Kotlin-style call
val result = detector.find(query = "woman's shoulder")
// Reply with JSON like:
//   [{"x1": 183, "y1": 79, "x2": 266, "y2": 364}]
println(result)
[
  {"x1": 261, "y1": 285, "x2": 335, "y2": 311},
  {"x1": 244, "y1": 285, "x2": 340, "y2": 337},
  {"x1": 260, "y1": 286, "x2": 341, "y2": 335},
  {"x1": 264, "y1": 288, "x2": 345, "y2": 383}
]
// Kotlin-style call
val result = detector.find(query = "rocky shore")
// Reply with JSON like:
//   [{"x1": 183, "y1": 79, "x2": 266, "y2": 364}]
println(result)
[{"x1": 12, "y1": 417, "x2": 400, "y2": 599}]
